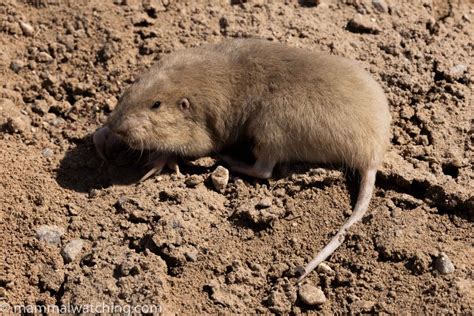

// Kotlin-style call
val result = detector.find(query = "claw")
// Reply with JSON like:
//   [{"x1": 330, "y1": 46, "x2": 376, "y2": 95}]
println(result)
[
  {"x1": 167, "y1": 158, "x2": 180, "y2": 175},
  {"x1": 93, "y1": 125, "x2": 180, "y2": 182},
  {"x1": 139, "y1": 157, "x2": 167, "y2": 182},
  {"x1": 139, "y1": 155, "x2": 181, "y2": 182}
]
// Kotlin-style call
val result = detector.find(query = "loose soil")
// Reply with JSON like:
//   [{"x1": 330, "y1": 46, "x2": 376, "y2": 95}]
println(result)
[{"x1": 0, "y1": 0, "x2": 472, "y2": 313}]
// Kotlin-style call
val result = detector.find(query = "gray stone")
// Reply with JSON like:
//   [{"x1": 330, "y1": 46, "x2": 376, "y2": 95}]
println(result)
[
  {"x1": 211, "y1": 166, "x2": 229, "y2": 193},
  {"x1": 434, "y1": 252, "x2": 455, "y2": 274},
  {"x1": 41, "y1": 148, "x2": 54, "y2": 158},
  {"x1": 61, "y1": 239, "x2": 85, "y2": 263},
  {"x1": 36, "y1": 225, "x2": 65, "y2": 245},
  {"x1": 298, "y1": 284, "x2": 327, "y2": 305}
]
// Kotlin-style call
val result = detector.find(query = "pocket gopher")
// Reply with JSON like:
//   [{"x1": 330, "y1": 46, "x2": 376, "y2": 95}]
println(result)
[{"x1": 101, "y1": 39, "x2": 391, "y2": 282}]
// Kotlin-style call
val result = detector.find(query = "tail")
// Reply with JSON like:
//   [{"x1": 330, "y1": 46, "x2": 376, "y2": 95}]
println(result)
[{"x1": 296, "y1": 167, "x2": 377, "y2": 283}]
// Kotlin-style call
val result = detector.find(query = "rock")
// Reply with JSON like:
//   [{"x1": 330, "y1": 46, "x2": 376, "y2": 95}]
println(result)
[
  {"x1": 447, "y1": 64, "x2": 467, "y2": 81},
  {"x1": 372, "y1": 0, "x2": 388, "y2": 13},
  {"x1": 434, "y1": 252, "x2": 455, "y2": 274},
  {"x1": 185, "y1": 174, "x2": 204, "y2": 187},
  {"x1": 36, "y1": 225, "x2": 65, "y2": 245},
  {"x1": 298, "y1": 284, "x2": 327, "y2": 306},
  {"x1": 36, "y1": 52, "x2": 54, "y2": 63},
  {"x1": 19, "y1": 21, "x2": 34, "y2": 36},
  {"x1": 211, "y1": 166, "x2": 229, "y2": 193},
  {"x1": 61, "y1": 239, "x2": 85, "y2": 263},
  {"x1": 41, "y1": 148, "x2": 54, "y2": 158},
  {"x1": 347, "y1": 14, "x2": 382, "y2": 34},
  {"x1": 10, "y1": 60, "x2": 24, "y2": 73},
  {"x1": 316, "y1": 262, "x2": 334, "y2": 275}
]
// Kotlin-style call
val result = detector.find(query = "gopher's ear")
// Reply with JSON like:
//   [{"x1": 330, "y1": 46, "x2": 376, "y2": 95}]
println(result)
[{"x1": 179, "y1": 98, "x2": 190, "y2": 111}]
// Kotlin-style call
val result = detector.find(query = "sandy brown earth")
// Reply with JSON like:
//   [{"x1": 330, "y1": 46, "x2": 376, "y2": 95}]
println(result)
[{"x1": 0, "y1": 0, "x2": 473, "y2": 314}]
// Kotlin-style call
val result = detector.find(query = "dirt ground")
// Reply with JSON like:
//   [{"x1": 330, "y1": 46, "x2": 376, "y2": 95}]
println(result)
[{"x1": 0, "y1": 0, "x2": 473, "y2": 314}]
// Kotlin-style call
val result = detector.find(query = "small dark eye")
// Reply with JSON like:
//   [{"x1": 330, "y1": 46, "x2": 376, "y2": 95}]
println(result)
[{"x1": 152, "y1": 101, "x2": 161, "y2": 109}]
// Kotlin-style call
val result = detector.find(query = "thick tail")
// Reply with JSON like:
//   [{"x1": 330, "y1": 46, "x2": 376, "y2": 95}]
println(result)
[{"x1": 296, "y1": 167, "x2": 377, "y2": 283}]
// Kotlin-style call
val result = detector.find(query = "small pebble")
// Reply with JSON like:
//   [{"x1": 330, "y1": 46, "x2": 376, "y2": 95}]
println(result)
[
  {"x1": 316, "y1": 262, "x2": 334, "y2": 275},
  {"x1": 61, "y1": 239, "x2": 85, "y2": 263},
  {"x1": 434, "y1": 252, "x2": 455, "y2": 274},
  {"x1": 10, "y1": 60, "x2": 24, "y2": 73},
  {"x1": 211, "y1": 166, "x2": 229, "y2": 193},
  {"x1": 19, "y1": 21, "x2": 34, "y2": 36},
  {"x1": 448, "y1": 64, "x2": 467, "y2": 81},
  {"x1": 298, "y1": 284, "x2": 327, "y2": 306},
  {"x1": 41, "y1": 148, "x2": 54, "y2": 158},
  {"x1": 36, "y1": 225, "x2": 65, "y2": 245},
  {"x1": 372, "y1": 0, "x2": 388, "y2": 13}
]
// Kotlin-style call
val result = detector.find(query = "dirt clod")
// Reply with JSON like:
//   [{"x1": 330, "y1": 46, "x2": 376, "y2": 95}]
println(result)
[
  {"x1": 298, "y1": 284, "x2": 327, "y2": 306},
  {"x1": 36, "y1": 225, "x2": 65, "y2": 245},
  {"x1": 61, "y1": 239, "x2": 85, "y2": 263},
  {"x1": 211, "y1": 165, "x2": 229, "y2": 193}
]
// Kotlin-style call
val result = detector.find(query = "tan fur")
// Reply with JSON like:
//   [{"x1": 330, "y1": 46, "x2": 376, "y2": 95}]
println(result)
[{"x1": 108, "y1": 39, "x2": 390, "y2": 172}]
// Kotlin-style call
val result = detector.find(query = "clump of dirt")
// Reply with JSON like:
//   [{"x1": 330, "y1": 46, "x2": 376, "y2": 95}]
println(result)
[{"x1": 0, "y1": 0, "x2": 472, "y2": 313}]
